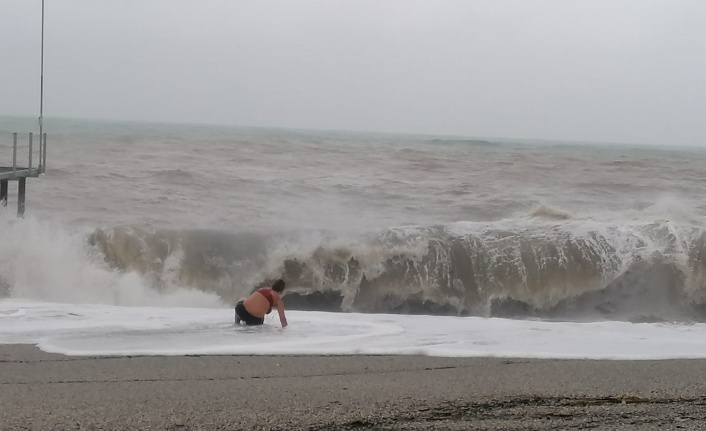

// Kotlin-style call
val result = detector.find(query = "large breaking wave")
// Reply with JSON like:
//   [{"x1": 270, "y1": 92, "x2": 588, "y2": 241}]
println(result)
[
  {"x1": 88, "y1": 215, "x2": 706, "y2": 322},
  {"x1": 4, "y1": 208, "x2": 706, "y2": 323}
]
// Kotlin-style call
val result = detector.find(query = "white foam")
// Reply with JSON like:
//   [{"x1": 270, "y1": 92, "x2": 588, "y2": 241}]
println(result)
[
  {"x1": 2, "y1": 299, "x2": 706, "y2": 359},
  {"x1": 0, "y1": 214, "x2": 224, "y2": 308}
]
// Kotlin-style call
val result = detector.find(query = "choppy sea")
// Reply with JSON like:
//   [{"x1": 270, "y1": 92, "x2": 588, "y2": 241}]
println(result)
[{"x1": 2, "y1": 115, "x2": 706, "y2": 359}]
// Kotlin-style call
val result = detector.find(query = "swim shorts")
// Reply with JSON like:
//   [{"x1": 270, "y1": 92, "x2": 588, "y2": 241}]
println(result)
[{"x1": 235, "y1": 300, "x2": 265, "y2": 325}]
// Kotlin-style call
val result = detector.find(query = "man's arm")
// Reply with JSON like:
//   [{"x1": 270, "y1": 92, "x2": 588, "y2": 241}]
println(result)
[{"x1": 277, "y1": 302, "x2": 288, "y2": 328}]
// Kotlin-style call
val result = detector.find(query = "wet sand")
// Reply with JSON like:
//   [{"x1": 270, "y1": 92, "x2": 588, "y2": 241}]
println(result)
[{"x1": 2, "y1": 344, "x2": 706, "y2": 430}]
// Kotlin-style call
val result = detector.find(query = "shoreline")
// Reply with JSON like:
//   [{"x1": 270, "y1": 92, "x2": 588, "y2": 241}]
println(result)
[{"x1": 2, "y1": 344, "x2": 706, "y2": 430}]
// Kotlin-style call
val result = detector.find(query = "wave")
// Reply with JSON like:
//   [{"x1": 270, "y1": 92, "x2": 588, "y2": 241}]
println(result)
[
  {"x1": 527, "y1": 204, "x2": 573, "y2": 220},
  {"x1": 85, "y1": 217, "x2": 706, "y2": 322},
  {"x1": 4, "y1": 210, "x2": 706, "y2": 323},
  {"x1": 0, "y1": 213, "x2": 223, "y2": 308},
  {"x1": 427, "y1": 138, "x2": 498, "y2": 147},
  {"x1": 150, "y1": 169, "x2": 196, "y2": 181}
]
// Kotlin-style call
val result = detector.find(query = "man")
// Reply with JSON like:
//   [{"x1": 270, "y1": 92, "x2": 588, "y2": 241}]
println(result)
[{"x1": 235, "y1": 279, "x2": 288, "y2": 328}]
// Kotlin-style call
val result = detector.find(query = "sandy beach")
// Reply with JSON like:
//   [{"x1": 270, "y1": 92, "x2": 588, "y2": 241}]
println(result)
[{"x1": 1, "y1": 345, "x2": 705, "y2": 430}]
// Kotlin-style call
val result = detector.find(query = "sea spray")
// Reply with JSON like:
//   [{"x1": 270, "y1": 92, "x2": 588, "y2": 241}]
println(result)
[{"x1": 0, "y1": 211, "x2": 223, "y2": 307}]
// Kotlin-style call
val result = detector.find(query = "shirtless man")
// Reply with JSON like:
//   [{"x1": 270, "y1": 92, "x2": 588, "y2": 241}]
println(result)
[{"x1": 234, "y1": 279, "x2": 288, "y2": 328}]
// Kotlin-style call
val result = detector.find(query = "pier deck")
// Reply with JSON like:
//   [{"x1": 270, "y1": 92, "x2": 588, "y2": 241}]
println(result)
[{"x1": 0, "y1": 166, "x2": 42, "y2": 181}]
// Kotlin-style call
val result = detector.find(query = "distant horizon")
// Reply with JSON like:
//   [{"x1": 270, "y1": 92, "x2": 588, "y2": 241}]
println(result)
[{"x1": 1, "y1": 113, "x2": 694, "y2": 150}]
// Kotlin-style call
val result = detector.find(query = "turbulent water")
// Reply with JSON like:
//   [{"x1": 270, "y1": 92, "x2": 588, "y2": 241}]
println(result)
[{"x1": 2, "y1": 115, "x2": 706, "y2": 322}]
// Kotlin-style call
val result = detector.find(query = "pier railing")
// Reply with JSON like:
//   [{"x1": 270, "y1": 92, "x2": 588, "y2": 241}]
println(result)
[
  {"x1": 0, "y1": 132, "x2": 47, "y2": 180},
  {"x1": 0, "y1": 132, "x2": 47, "y2": 216}
]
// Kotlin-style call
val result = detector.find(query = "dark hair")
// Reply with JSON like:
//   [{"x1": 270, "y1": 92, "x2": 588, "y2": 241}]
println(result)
[{"x1": 272, "y1": 279, "x2": 286, "y2": 293}]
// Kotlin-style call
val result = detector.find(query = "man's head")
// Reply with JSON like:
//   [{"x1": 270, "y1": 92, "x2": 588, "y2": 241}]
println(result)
[{"x1": 272, "y1": 279, "x2": 286, "y2": 293}]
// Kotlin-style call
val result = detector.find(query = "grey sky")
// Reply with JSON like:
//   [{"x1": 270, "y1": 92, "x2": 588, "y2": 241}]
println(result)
[{"x1": 1, "y1": 1, "x2": 705, "y2": 145}]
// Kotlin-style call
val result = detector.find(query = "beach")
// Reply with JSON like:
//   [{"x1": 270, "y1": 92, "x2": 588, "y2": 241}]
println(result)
[
  {"x1": 3, "y1": 120, "x2": 706, "y2": 429},
  {"x1": 2, "y1": 345, "x2": 706, "y2": 430}
]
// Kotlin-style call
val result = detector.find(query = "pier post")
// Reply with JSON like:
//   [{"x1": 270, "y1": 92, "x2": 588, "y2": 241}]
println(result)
[
  {"x1": 0, "y1": 180, "x2": 7, "y2": 207},
  {"x1": 12, "y1": 133, "x2": 17, "y2": 176},
  {"x1": 29, "y1": 133, "x2": 33, "y2": 170},
  {"x1": 18, "y1": 178, "x2": 26, "y2": 218},
  {"x1": 43, "y1": 133, "x2": 47, "y2": 173}
]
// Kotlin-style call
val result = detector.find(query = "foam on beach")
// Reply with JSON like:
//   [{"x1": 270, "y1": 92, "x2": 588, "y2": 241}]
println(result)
[{"x1": 2, "y1": 299, "x2": 706, "y2": 359}]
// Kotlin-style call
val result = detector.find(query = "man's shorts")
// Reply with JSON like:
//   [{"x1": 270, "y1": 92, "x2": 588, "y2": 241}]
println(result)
[{"x1": 235, "y1": 300, "x2": 265, "y2": 325}]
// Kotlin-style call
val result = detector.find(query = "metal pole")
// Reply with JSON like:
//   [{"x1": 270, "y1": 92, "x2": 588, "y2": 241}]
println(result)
[
  {"x1": 38, "y1": 132, "x2": 43, "y2": 172},
  {"x1": 42, "y1": 133, "x2": 47, "y2": 173},
  {"x1": 39, "y1": 0, "x2": 45, "y2": 142},
  {"x1": 12, "y1": 133, "x2": 17, "y2": 175},
  {"x1": 29, "y1": 133, "x2": 33, "y2": 171}
]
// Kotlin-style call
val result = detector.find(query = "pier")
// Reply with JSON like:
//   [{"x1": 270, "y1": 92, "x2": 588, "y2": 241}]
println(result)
[
  {"x1": 1, "y1": 0, "x2": 48, "y2": 217},
  {"x1": 0, "y1": 132, "x2": 47, "y2": 217}
]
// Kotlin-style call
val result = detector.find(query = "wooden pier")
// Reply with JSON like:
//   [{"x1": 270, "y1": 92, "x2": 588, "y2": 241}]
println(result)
[{"x1": 0, "y1": 132, "x2": 47, "y2": 217}]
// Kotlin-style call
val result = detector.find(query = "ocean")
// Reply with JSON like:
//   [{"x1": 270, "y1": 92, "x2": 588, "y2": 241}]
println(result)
[{"x1": 2, "y1": 115, "x2": 706, "y2": 359}]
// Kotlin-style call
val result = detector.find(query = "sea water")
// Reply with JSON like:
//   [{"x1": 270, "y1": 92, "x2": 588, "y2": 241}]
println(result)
[{"x1": 2, "y1": 115, "x2": 706, "y2": 359}]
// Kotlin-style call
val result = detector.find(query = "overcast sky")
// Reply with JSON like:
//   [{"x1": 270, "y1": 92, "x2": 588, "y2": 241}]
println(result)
[{"x1": 1, "y1": 1, "x2": 705, "y2": 145}]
